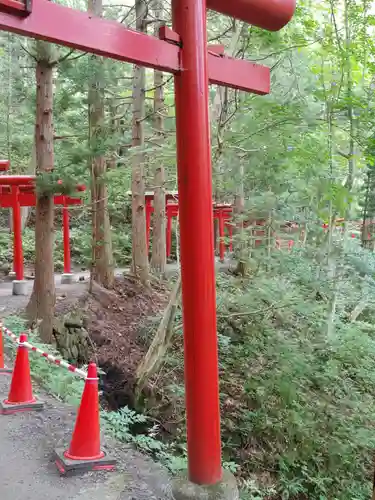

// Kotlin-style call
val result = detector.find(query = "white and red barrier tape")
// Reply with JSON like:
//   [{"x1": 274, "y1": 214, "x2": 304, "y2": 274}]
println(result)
[
  {"x1": 0, "y1": 323, "x2": 88, "y2": 380},
  {"x1": 1, "y1": 324, "x2": 19, "y2": 343}
]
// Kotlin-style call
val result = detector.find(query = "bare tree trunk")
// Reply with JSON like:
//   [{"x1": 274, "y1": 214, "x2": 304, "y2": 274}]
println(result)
[
  {"x1": 131, "y1": 0, "x2": 150, "y2": 287},
  {"x1": 88, "y1": 0, "x2": 114, "y2": 289},
  {"x1": 362, "y1": 171, "x2": 370, "y2": 248},
  {"x1": 6, "y1": 33, "x2": 12, "y2": 162},
  {"x1": 26, "y1": 41, "x2": 56, "y2": 343},
  {"x1": 209, "y1": 20, "x2": 245, "y2": 270},
  {"x1": 22, "y1": 143, "x2": 36, "y2": 230},
  {"x1": 326, "y1": 95, "x2": 337, "y2": 340},
  {"x1": 234, "y1": 163, "x2": 247, "y2": 275},
  {"x1": 107, "y1": 99, "x2": 118, "y2": 170},
  {"x1": 150, "y1": 0, "x2": 166, "y2": 275},
  {"x1": 344, "y1": 0, "x2": 355, "y2": 195}
]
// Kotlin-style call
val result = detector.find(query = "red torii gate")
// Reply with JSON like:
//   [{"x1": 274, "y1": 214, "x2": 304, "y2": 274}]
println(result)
[
  {"x1": 0, "y1": 172, "x2": 85, "y2": 294},
  {"x1": 144, "y1": 192, "x2": 233, "y2": 260},
  {"x1": 0, "y1": 0, "x2": 296, "y2": 488}
]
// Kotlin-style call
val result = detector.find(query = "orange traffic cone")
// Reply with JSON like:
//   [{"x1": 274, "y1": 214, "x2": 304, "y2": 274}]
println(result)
[
  {"x1": 54, "y1": 363, "x2": 116, "y2": 475},
  {"x1": 0, "y1": 330, "x2": 12, "y2": 374},
  {"x1": 0, "y1": 333, "x2": 43, "y2": 414}
]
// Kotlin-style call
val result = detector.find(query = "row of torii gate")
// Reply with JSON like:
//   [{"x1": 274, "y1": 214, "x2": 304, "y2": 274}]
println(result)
[
  {"x1": 0, "y1": 0, "x2": 297, "y2": 492},
  {"x1": 143, "y1": 191, "x2": 234, "y2": 260},
  {"x1": 143, "y1": 191, "x2": 297, "y2": 260},
  {"x1": 0, "y1": 160, "x2": 84, "y2": 295},
  {"x1": 4, "y1": 172, "x2": 295, "y2": 296},
  {"x1": 144, "y1": 194, "x2": 368, "y2": 260}
]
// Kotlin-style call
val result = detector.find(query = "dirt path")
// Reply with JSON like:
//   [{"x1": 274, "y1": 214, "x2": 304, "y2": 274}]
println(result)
[
  {"x1": 0, "y1": 371, "x2": 171, "y2": 500},
  {"x1": 0, "y1": 259, "x2": 231, "y2": 317}
]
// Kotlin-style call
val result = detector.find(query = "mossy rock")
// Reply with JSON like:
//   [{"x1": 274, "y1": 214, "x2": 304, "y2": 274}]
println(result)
[{"x1": 70, "y1": 344, "x2": 79, "y2": 360}]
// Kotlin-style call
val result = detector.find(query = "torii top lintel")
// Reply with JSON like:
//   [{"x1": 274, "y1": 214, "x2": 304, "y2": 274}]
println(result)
[
  {"x1": 208, "y1": 0, "x2": 296, "y2": 31},
  {"x1": 0, "y1": 0, "x2": 295, "y2": 95}
]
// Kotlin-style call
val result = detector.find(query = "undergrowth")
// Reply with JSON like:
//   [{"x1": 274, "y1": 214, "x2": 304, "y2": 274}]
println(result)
[
  {"x1": 0, "y1": 222, "x2": 133, "y2": 270},
  {"x1": 145, "y1": 238, "x2": 375, "y2": 500}
]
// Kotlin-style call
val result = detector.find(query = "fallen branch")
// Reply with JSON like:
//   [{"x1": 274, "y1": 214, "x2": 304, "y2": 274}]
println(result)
[
  {"x1": 135, "y1": 276, "x2": 181, "y2": 396},
  {"x1": 350, "y1": 298, "x2": 368, "y2": 322},
  {"x1": 218, "y1": 301, "x2": 297, "y2": 319}
]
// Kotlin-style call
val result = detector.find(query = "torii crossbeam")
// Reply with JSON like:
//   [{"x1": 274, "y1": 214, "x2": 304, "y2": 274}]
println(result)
[{"x1": 0, "y1": 0, "x2": 296, "y2": 488}]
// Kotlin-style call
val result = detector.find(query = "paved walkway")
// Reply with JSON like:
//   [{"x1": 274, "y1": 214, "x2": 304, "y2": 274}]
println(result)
[{"x1": 0, "y1": 370, "x2": 171, "y2": 500}]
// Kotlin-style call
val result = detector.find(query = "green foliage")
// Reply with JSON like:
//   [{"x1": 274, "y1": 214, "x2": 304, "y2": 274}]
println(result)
[
  {"x1": 217, "y1": 251, "x2": 375, "y2": 499},
  {"x1": 150, "y1": 238, "x2": 375, "y2": 499},
  {"x1": 102, "y1": 406, "x2": 188, "y2": 474},
  {"x1": 239, "y1": 480, "x2": 277, "y2": 500},
  {"x1": 36, "y1": 172, "x2": 81, "y2": 197}
]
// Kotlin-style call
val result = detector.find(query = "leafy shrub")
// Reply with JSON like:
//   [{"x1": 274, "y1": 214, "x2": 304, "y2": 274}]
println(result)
[{"x1": 153, "y1": 244, "x2": 375, "y2": 499}]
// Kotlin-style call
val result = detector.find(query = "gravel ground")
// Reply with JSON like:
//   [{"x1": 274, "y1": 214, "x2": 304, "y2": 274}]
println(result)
[
  {"x1": 0, "y1": 272, "x2": 91, "y2": 316},
  {"x1": 0, "y1": 369, "x2": 172, "y2": 500}
]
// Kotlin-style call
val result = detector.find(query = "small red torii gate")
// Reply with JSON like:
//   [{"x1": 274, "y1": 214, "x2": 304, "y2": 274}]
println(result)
[
  {"x1": 144, "y1": 192, "x2": 233, "y2": 260},
  {"x1": 0, "y1": 0, "x2": 296, "y2": 487},
  {"x1": 0, "y1": 169, "x2": 85, "y2": 294}
]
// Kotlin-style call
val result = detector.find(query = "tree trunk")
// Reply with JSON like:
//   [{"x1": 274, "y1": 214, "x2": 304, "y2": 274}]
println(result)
[
  {"x1": 150, "y1": 0, "x2": 166, "y2": 275},
  {"x1": 209, "y1": 20, "x2": 244, "y2": 267},
  {"x1": 21, "y1": 143, "x2": 36, "y2": 230},
  {"x1": 131, "y1": 0, "x2": 150, "y2": 287},
  {"x1": 107, "y1": 98, "x2": 118, "y2": 170},
  {"x1": 362, "y1": 171, "x2": 370, "y2": 248},
  {"x1": 26, "y1": 41, "x2": 56, "y2": 343},
  {"x1": 88, "y1": 0, "x2": 114, "y2": 289},
  {"x1": 344, "y1": 0, "x2": 355, "y2": 196},
  {"x1": 234, "y1": 164, "x2": 247, "y2": 275}
]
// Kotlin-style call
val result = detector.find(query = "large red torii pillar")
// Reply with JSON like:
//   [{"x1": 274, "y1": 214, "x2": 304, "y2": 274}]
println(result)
[
  {"x1": 0, "y1": 0, "x2": 295, "y2": 489},
  {"x1": 173, "y1": 0, "x2": 295, "y2": 488}
]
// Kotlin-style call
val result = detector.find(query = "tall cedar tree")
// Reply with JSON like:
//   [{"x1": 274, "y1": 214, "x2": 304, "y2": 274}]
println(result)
[
  {"x1": 26, "y1": 41, "x2": 56, "y2": 343},
  {"x1": 150, "y1": 0, "x2": 167, "y2": 275},
  {"x1": 131, "y1": 0, "x2": 150, "y2": 287},
  {"x1": 88, "y1": 0, "x2": 114, "y2": 288}
]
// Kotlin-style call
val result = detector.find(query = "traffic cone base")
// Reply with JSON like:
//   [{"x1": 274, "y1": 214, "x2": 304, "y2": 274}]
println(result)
[
  {"x1": 0, "y1": 396, "x2": 43, "y2": 415},
  {"x1": 54, "y1": 447, "x2": 116, "y2": 476},
  {"x1": 0, "y1": 333, "x2": 44, "y2": 414},
  {"x1": 54, "y1": 363, "x2": 116, "y2": 476},
  {"x1": 64, "y1": 449, "x2": 105, "y2": 461}
]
